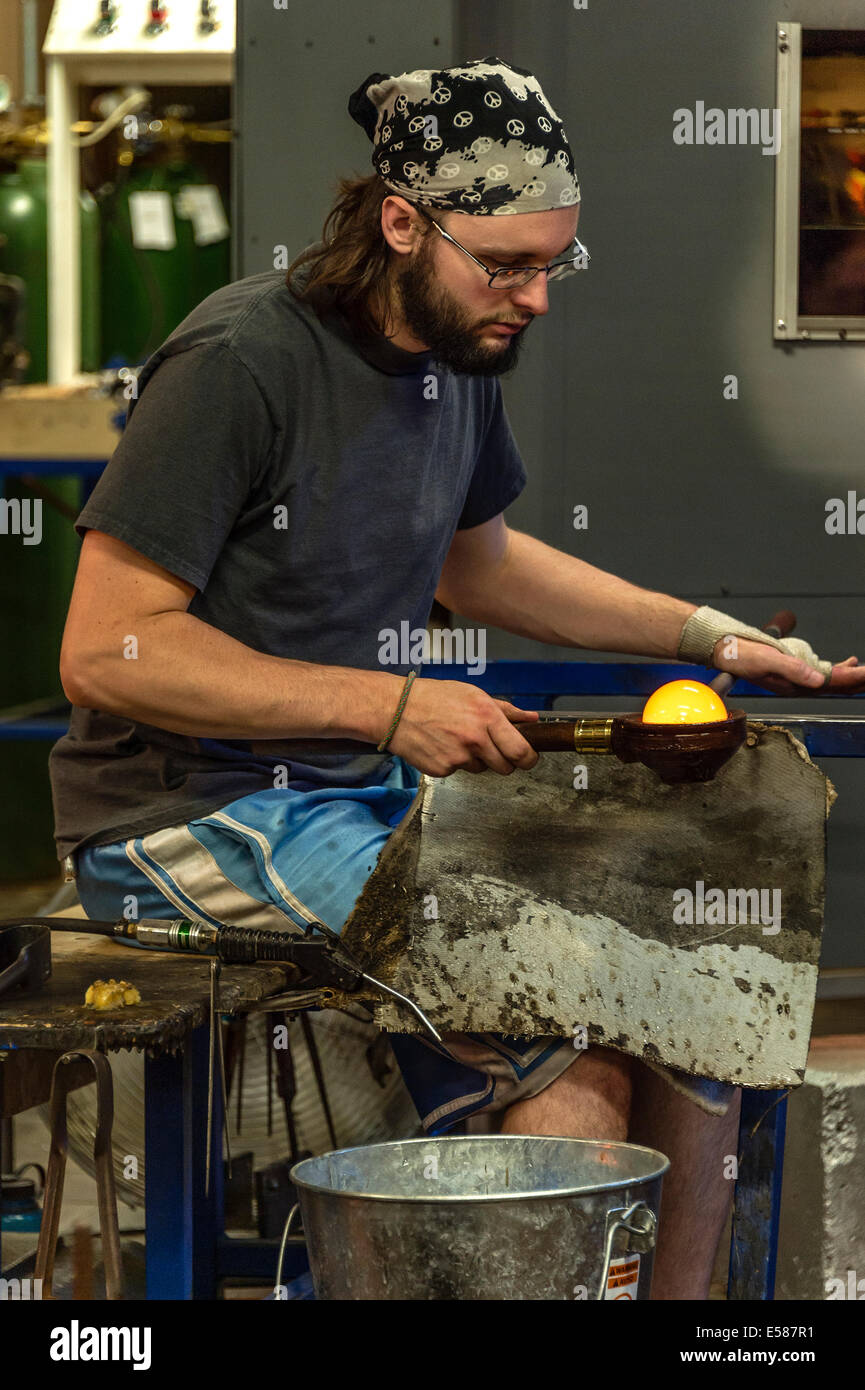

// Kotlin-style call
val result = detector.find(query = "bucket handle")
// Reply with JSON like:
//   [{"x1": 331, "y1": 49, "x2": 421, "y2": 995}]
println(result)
[
  {"x1": 274, "y1": 1202, "x2": 303, "y2": 1296},
  {"x1": 595, "y1": 1200, "x2": 657, "y2": 1301}
]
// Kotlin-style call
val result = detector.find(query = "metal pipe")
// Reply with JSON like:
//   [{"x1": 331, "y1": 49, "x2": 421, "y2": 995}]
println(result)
[{"x1": 20, "y1": 0, "x2": 40, "y2": 106}]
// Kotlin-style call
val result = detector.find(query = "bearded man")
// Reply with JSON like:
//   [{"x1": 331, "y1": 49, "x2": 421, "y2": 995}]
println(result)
[{"x1": 50, "y1": 57, "x2": 864, "y2": 1299}]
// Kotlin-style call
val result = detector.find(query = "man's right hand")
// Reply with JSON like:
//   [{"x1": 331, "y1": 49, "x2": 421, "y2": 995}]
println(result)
[{"x1": 386, "y1": 677, "x2": 540, "y2": 777}]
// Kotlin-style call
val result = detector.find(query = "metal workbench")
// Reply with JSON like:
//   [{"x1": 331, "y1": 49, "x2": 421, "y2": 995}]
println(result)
[{"x1": 0, "y1": 928, "x2": 308, "y2": 1299}]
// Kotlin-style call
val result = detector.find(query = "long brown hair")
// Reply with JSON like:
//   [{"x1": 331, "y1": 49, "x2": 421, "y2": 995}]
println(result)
[{"x1": 284, "y1": 172, "x2": 430, "y2": 340}]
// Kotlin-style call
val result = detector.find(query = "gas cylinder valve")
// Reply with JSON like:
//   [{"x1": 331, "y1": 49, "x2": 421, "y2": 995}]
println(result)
[
  {"x1": 93, "y1": 1, "x2": 118, "y2": 36},
  {"x1": 199, "y1": 1, "x2": 219, "y2": 36},
  {"x1": 145, "y1": 2, "x2": 168, "y2": 36}
]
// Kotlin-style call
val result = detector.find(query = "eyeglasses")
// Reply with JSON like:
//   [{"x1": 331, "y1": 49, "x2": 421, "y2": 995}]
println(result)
[{"x1": 414, "y1": 205, "x2": 590, "y2": 289}]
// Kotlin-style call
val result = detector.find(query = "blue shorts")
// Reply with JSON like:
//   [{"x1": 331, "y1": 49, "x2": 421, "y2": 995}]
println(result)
[
  {"x1": 75, "y1": 760, "x2": 581, "y2": 1134},
  {"x1": 76, "y1": 762, "x2": 735, "y2": 1129}
]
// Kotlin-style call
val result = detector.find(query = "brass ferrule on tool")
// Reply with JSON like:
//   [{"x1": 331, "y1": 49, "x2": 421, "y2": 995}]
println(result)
[
  {"x1": 120, "y1": 918, "x2": 220, "y2": 952},
  {"x1": 572, "y1": 717, "x2": 614, "y2": 754}
]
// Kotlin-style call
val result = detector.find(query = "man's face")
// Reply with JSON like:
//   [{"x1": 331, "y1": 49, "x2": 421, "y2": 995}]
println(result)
[{"x1": 392, "y1": 203, "x2": 580, "y2": 376}]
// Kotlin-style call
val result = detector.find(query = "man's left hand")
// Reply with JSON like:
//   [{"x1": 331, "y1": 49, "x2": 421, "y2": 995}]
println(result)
[{"x1": 714, "y1": 640, "x2": 865, "y2": 696}]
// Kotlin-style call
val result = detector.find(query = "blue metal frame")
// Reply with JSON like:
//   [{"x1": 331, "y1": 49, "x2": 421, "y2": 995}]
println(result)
[
  {"x1": 4, "y1": 661, "x2": 864, "y2": 751},
  {"x1": 143, "y1": 1023, "x2": 309, "y2": 1299},
  {"x1": 144, "y1": 1024, "x2": 222, "y2": 1299},
  {"x1": 0, "y1": 457, "x2": 108, "y2": 480},
  {"x1": 728, "y1": 1090, "x2": 788, "y2": 1300},
  {"x1": 422, "y1": 660, "x2": 865, "y2": 702},
  {"x1": 0, "y1": 717, "x2": 70, "y2": 740},
  {"x1": 422, "y1": 661, "x2": 865, "y2": 759}
]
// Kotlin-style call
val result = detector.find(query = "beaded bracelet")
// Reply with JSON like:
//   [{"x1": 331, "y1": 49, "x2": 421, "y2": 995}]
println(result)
[{"x1": 377, "y1": 670, "x2": 418, "y2": 753}]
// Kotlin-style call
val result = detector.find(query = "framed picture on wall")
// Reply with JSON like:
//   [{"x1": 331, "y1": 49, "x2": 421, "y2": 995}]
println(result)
[{"x1": 775, "y1": 23, "x2": 865, "y2": 340}]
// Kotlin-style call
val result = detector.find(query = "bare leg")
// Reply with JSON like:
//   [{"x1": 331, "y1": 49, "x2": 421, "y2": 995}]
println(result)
[
  {"x1": 499, "y1": 1045, "x2": 632, "y2": 1141},
  {"x1": 627, "y1": 1059, "x2": 742, "y2": 1300}
]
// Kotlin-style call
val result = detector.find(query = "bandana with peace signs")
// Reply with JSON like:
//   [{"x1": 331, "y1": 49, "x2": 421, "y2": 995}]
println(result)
[{"x1": 348, "y1": 56, "x2": 580, "y2": 216}]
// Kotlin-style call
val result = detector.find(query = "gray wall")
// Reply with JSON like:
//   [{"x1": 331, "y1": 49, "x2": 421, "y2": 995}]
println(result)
[
  {"x1": 235, "y1": 1, "x2": 455, "y2": 273},
  {"x1": 237, "y1": 0, "x2": 864, "y2": 966}
]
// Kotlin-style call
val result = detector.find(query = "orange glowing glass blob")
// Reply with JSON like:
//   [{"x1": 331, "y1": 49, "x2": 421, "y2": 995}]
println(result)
[{"x1": 641, "y1": 680, "x2": 728, "y2": 725}]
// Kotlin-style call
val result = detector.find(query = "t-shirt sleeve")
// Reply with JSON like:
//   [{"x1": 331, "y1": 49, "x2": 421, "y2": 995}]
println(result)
[
  {"x1": 75, "y1": 342, "x2": 275, "y2": 591},
  {"x1": 456, "y1": 380, "x2": 527, "y2": 530}
]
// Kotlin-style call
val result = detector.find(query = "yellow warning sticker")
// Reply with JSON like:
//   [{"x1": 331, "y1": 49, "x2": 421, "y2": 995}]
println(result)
[{"x1": 605, "y1": 1255, "x2": 640, "y2": 1300}]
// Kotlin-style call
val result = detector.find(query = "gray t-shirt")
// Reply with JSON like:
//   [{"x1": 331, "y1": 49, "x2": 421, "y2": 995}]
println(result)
[{"x1": 49, "y1": 265, "x2": 527, "y2": 858}]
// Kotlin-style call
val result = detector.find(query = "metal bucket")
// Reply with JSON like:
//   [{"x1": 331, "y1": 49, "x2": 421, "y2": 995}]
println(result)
[{"x1": 290, "y1": 1135, "x2": 669, "y2": 1300}]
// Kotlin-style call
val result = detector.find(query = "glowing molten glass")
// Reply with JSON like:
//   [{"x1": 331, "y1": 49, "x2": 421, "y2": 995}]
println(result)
[{"x1": 641, "y1": 680, "x2": 728, "y2": 725}]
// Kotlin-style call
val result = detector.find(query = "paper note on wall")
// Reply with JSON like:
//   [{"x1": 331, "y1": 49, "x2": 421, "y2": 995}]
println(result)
[
  {"x1": 128, "y1": 191, "x2": 176, "y2": 250},
  {"x1": 176, "y1": 185, "x2": 230, "y2": 245}
]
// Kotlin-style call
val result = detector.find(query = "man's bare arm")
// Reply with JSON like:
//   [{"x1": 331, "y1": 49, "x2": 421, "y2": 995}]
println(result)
[
  {"x1": 61, "y1": 531, "x2": 538, "y2": 775},
  {"x1": 437, "y1": 516, "x2": 696, "y2": 656},
  {"x1": 60, "y1": 532, "x2": 408, "y2": 741},
  {"x1": 437, "y1": 517, "x2": 856, "y2": 692}
]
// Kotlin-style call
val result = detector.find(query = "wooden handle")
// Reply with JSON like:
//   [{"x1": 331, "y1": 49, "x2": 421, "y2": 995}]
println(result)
[
  {"x1": 711, "y1": 610, "x2": 798, "y2": 697},
  {"x1": 513, "y1": 718, "x2": 613, "y2": 752},
  {"x1": 513, "y1": 719, "x2": 575, "y2": 751},
  {"x1": 764, "y1": 609, "x2": 797, "y2": 640}
]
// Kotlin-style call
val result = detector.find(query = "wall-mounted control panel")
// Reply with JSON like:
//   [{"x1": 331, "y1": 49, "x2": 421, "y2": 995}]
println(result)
[{"x1": 44, "y1": 1, "x2": 235, "y2": 60}]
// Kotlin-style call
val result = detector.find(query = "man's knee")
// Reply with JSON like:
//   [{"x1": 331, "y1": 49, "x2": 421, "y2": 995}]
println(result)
[{"x1": 567, "y1": 1043, "x2": 633, "y2": 1107}]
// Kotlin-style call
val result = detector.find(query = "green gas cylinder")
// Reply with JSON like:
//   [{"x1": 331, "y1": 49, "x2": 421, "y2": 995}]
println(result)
[
  {"x1": 99, "y1": 154, "x2": 230, "y2": 364},
  {"x1": 0, "y1": 467, "x2": 81, "y2": 879},
  {"x1": 0, "y1": 158, "x2": 98, "y2": 877},
  {"x1": 0, "y1": 156, "x2": 100, "y2": 382}
]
